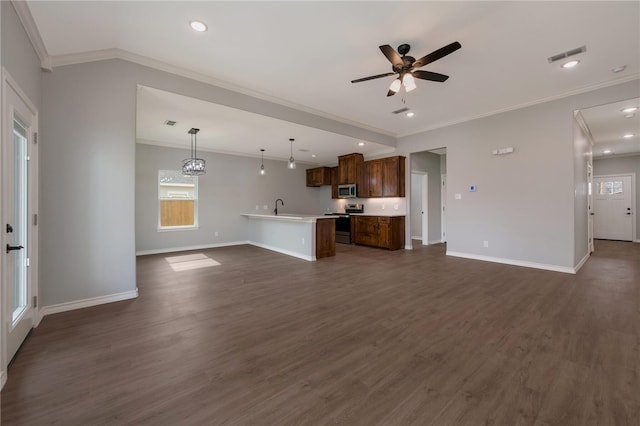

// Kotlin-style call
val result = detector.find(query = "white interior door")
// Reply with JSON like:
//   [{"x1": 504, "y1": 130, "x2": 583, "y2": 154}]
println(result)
[
  {"x1": 421, "y1": 174, "x2": 428, "y2": 245},
  {"x1": 593, "y1": 175, "x2": 634, "y2": 241},
  {"x1": 441, "y1": 174, "x2": 447, "y2": 242},
  {"x1": 3, "y1": 71, "x2": 38, "y2": 363}
]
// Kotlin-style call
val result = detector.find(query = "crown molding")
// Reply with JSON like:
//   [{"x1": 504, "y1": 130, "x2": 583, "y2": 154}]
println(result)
[
  {"x1": 11, "y1": 0, "x2": 52, "y2": 70},
  {"x1": 49, "y1": 48, "x2": 397, "y2": 143},
  {"x1": 398, "y1": 74, "x2": 640, "y2": 139}
]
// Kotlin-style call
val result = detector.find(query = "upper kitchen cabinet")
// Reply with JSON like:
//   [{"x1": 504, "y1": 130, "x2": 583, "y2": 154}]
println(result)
[
  {"x1": 306, "y1": 167, "x2": 332, "y2": 187},
  {"x1": 358, "y1": 156, "x2": 405, "y2": 198},
  {"x1": 338, "y1": 153, "x2": 364, "y2": 184}
]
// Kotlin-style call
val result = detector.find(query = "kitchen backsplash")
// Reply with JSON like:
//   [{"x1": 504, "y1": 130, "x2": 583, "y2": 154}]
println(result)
[{"x1": 326, "y1": 197, "x2": 407, "y2": 215}]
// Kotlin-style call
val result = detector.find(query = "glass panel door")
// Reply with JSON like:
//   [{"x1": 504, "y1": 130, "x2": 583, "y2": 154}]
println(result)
[{"x1": 12, "y1": 118, "x2": 29, "y2": 323}]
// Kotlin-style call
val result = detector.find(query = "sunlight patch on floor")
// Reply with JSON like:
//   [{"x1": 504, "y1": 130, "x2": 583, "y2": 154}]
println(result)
[{"x1": 165, "y1": 253, "x2": 221, "y2": 271}]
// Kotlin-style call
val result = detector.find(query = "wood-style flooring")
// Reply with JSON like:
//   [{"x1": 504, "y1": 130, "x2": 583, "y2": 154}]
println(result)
[{"x1": 2, "y1": 240, "x2": 639, "y2": 425}]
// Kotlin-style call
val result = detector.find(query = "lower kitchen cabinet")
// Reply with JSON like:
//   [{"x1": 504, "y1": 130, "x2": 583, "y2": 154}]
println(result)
[{"x1": 352, "y1": 215, "x2": 405, "y2": 250}]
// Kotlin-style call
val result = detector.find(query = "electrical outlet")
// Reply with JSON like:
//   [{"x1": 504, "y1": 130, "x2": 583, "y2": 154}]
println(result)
[
  {"x1": 394, "y1": 204, "x2": 399, "y2": 210},
  {"x1": 215, "y1": 231, "x2": 219, "y2": 237},
  {"x1": 483, "y1": 240, "x2": 489, "y2": 248},
  {"x1": 255, "y1": 205, "x2": 259, "y2": 210},
  {"x1": 263, "y1": 205, "x2": 268, "y2": 210},
  {"x1": 382, "y1": 204, "x2": 385, "y2": 210},
  {"x1": 455, "y1": 193, "x2": 462, "y2": 200},
  {"x1": 301, "y1": 238, "x2": 305, "y2": 245}
]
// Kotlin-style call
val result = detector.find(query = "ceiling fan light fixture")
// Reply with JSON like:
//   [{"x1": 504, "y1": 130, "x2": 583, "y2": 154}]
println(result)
[
  {"x1": 406, "y1": 111, "x2": 415, "y2": 117},
  {"x1": 403, "y1": 73, "x2": 417, "y2": 92},
  {"x1": 603, "y1": 150, "x2": 612, "y2": 154},
  {"x1": 621, "y1": 107, "x2": 638, "y2": 114},
  {"x1": 389, "y1": 78, "x2": 402, "y2": 93}
]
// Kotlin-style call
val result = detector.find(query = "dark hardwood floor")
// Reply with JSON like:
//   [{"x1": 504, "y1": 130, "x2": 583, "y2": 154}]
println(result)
[{"x1": 2, "y1": 240, "x2": 639, "y2": 425}]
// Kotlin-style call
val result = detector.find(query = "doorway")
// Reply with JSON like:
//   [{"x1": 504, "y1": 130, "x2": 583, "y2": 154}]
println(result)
[
  {"x1": 2, "y1": 70, "x2": 39, "y2": 366},
  {"x1": 593, "y1": 174, "x2": 635, "y2": 241}
]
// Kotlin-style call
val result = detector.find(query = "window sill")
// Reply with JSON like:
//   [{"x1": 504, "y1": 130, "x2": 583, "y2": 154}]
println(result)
[{"x1": 157, "y1": 226, "x2": 200, "y2": 232}]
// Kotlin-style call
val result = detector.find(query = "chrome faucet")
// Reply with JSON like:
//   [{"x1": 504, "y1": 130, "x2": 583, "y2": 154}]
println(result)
[{"x1": 274, "y1": 198, "x2": 284, "y2": 215}]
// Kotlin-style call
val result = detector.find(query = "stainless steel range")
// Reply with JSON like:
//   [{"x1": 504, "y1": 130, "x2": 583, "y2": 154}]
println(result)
[{"x1": 324, "y1": 203, "x2": 364, "y2": 244}]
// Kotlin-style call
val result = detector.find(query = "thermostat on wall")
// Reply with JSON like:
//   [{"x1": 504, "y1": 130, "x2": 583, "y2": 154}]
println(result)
[{"x1": 469, "y1": 185, "x2": 476, "y2": 192}]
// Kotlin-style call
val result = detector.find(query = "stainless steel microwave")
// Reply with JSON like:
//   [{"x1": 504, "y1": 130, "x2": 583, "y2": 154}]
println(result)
[{"x1": 338, "y1": 184, "x2": 357, "y2": 199}]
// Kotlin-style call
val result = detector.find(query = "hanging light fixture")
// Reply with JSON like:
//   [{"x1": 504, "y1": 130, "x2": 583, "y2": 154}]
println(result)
[
  {"x1": 182, "y1": 128, "x2": 206, "y2": 176},
  {"x1": 288, "y1": 138, "x2": 296, "y2": 169},
  {"x1": 259, "y1": 149, "x2": 266, "y2": 175},
  {"x1": 388, "y1": 78, "x2": 402, "y2": 94}
]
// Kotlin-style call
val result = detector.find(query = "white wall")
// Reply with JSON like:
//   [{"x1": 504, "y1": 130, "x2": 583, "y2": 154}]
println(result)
[
  {"x1": 398, "y1": 79, "x2": 640, "y2": 270},
  {"x1": 593, "y1": 154, "x2": 640, "y2": 241},
  {"x1": 136, "y1": 143, "x2": 330, "y2": 253}
]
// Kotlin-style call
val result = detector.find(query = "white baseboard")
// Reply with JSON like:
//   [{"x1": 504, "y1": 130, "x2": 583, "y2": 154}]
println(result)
[
  {"x1": 429, "y1": 239, "x2": 444, "y2": 245},
  {"x1": 249, "y1": 242, "x2": 315, "y2": 261},
  {"x1": 136, "y1": 241, "x2": 248, "y2": 256},
  {"x1": 446, "y1": 251, "x2": 576, "y2": 274},
  {"x1": 574, "y1": 252, "x2": 590, "y2": 273},
  {"x1": 37, "y1": 289, "x2": 139, "y2": 323},
  {"x1": 411, "y1": 235, "x2": 421, "y2": 240},
  {"x1": 1, "y1": 370, "x2": 6, "y2": 390},
  {"x1": 635, "y1": 239, "x2": 640, "y2": 243}
]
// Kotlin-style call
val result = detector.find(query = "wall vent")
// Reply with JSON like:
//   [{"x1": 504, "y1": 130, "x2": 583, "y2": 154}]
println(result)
[
  {"x1": 548, "y1": 45, "x2": 586, "y2": 63},
  {"x1": 392, "y1": 107, "x2": 410, "y2": 114},
  {"x1": 164, "y1": 120, "x2": 177, "y2": 126}
]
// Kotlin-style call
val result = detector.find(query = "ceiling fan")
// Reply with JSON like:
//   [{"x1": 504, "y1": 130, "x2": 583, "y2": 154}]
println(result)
[{"x1": 351, "y1": 41, "x2": 462, "y2": 96}]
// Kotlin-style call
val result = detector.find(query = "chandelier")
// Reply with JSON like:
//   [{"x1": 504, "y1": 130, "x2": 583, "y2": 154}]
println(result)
[{"x1": 182, "y1": 128, "x2": 206, "y2": 176}]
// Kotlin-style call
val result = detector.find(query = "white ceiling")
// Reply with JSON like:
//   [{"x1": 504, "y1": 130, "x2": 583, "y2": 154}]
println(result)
[
  {"x1": 580, "y1": 98, "x2": 640, "y2": 158},
  {"x1": 25, "y1": 1, "x2": 640, "y2": 161}
]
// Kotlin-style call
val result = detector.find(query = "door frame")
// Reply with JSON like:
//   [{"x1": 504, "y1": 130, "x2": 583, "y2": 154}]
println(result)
[
  {"x1": 593, "y1": 173, "x2": 636, "y2": 242},
  {"x1": 421, "y1": 174, "x2": 428, "y2": 245},
  {"x1": 587, "y1": 163, "x2": 594, "y2": 253},
  {"x1": 1, "y1": 68, "x2": 39, "y2": 383},
  {"x1": 441, "y1": 174, "x2": 447, "y2": 242}
]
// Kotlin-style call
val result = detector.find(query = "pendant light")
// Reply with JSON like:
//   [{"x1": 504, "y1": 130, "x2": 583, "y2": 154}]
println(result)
[
  {"x1": 259, "y1": 149, "x2": 266, "y2": 175},
  {"x1": 182, "y1": 128, "x2": 206, "y2": 176},
  {"x1": 288, "y1": 138, "x2": 296, "y2": 169}
]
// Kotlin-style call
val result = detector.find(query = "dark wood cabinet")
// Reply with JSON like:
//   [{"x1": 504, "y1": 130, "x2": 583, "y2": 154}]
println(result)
[
  {"x1": 338, "y1": 153, "x2": 363, "y2": 184},
  {"x1": 352, "y1": 215, "x2": 405, "y2": 250},
  {"x1": 357, "y1": 156, "x2": 405, "y2": 198},
  {"x1": 330, "y1": 166, "x2": 339, "y2": 199},
  {"x1": 306, "y1": 167, "x2": 331, "y2": 187},
  {"x1": 315, "y1": 218, "x2": 336, "y2": 258}
]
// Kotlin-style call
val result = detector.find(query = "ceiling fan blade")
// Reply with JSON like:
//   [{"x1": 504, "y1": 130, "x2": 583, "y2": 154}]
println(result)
[
  {"x1": 379, "y1": 45, "x2": 403, "y2": 67},
  {"x1": 386, "y1": 90, "x2": 397, "y2": 97},
  {"x1": 413, "y1": 70, "x2": 450, "y2": 82},
  {"x1": 413, "y1": 41, "x2": 462, "y2": 68},
  {"x1": 351, "y1": 72, "x2": 396, "y2": 83}
]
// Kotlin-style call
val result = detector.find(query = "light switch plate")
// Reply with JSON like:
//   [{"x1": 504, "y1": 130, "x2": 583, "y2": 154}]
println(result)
[{"x1": 455, "y1": 193, "x2": 462, "y2": 200}]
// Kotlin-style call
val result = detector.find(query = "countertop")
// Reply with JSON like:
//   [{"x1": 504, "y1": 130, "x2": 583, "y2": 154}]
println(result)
[
  {"x1": 242, "y1": 213, "x2": 336, "y2": 223},
  {"x1": 348, "y1": 213, "x2": 406, "y2": 217}
]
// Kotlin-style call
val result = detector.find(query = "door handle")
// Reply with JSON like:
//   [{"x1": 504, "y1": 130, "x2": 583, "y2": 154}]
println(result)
[
  {"x1": 590, "y1": 212, "x2": 595, "y2": 216},
  {"x1": 6, "y1": 244, "x2": 24, "y2": 253}
]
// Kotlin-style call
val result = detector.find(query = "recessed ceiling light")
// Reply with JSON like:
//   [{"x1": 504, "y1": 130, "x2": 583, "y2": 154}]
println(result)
[
  {"x1": 561, "y1": 60, "x2": 580, "y2": 69},
  {"x1": 358, "y1": 142, "x2": 365, "y2": 146},
  {"x1": 612, "y1": 65, "x2": 626, "y2": 73},
  {"x1": 406, "y1": 112, "x2": 415, "y2": 117},
  {"x1": 311, "y1": 154, "x2": 317, "y2": 158},
  {"x1": 190, "y1": 21, "x2": 208, "y2": 32},
  {"x1": 603, "y1": 150, "x2": 612, "y2": 154},
  {"x1": 623, "y1": 133, "x2": 635, "y2": 139},
  {"x1": 621, "y1": 107, "x2": 638, "y2": 114},
  {"x1": 625, "y1": 114, "x2": 635, "y2": 119}
]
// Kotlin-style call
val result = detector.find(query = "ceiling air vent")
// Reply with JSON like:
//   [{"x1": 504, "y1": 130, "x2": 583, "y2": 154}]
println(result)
[
  {"x1": 392, "y1": 107, "x2": 410, "y2": 114},
  {"x1": 164, "y1": 120, "x2": 177, "y2": 126},
  {"x1": 548, "y1": 45, "x2": 586, "y2": 63}
]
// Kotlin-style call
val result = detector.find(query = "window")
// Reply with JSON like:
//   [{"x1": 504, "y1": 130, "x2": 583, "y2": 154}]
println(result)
[
  {"x1": 596, "y1": 180, "x2": 623, "y2": 195},
  {"x1": 158, "y1": 170, "x2": 198, "y2": 229}
]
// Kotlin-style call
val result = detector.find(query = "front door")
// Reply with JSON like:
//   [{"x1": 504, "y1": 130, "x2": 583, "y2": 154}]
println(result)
[
  {"x1": 593, "y1": 175, "x2": 634, "y2": 241},
  {"x1": 3, "y1": 72, "x2": 38, "y2": 363}
]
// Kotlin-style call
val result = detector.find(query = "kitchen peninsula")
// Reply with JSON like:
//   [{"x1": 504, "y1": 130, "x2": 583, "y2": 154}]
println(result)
[{"x1": 242, "y1": 214, "x2": 336, "y2": 261}]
